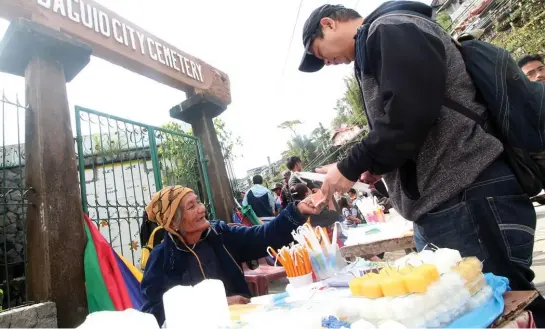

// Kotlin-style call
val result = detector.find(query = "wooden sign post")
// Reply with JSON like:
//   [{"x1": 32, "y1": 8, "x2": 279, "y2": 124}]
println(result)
[
  {"x1": 0, "y1": 0, "x2": 236, "y2": 325},
  {"x1": 0, "y1": 19, "x2": 92, "y2": 327}
]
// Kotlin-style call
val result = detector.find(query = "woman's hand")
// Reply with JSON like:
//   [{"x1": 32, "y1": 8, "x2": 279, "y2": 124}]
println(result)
[
  {"x1": 227, "y1": 295, "x2": 250, "y2": 305},
  {"x1": 296, "y1": 197, "x2": 322, "y2": 215}
]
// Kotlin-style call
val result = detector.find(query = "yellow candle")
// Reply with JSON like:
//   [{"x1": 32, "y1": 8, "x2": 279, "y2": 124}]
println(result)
[
  {"x1": 415, "y1": 264, "x2": 440, "y2": 283},
  {"x1": 402, "y1": 272, "x2": 429, "y2": 293},
  {"x1": 380, "y1": 275, "x2": 407, "y2": 297},
  {"x1": 361, "y1": 278, "x2": 384, "y2": 298}
]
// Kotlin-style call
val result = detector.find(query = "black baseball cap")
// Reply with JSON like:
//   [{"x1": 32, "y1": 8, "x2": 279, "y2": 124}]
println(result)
[{"x1": 299, "y1": 4, "x2": 345, "y2": 73}]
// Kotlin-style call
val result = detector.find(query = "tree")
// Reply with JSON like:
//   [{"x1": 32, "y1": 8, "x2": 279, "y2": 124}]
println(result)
[
  {"x1": 213, "y1": 118, "x2": 242, "y2": 162},
  {"x1": 331, "y1": 99, "x2": 352, "y2": 129},
  {"x1": 278, "y1": 120, "x2": 303, "y2": 136},
  {"x1": 311, "y1": 123, "x2": 331, "y2": 154},
  {"x1": 483, "y1": 0, "x2": 544, "y2": 58},
  {"x1": 285, "y1": 134, "x2": 318, "y2": 167},
  {"x1": 158, "y1": 122, "x2": 202, "y2": 191},
  {"x1": 436, "y1": 11, "x2": 452, "y2": 32},
  {"x1": 331, "y1": 74, "x2": 368, "y2": 129},
  {"x1": 158, "y1": 119, "x2": 242, "y2": 193}
]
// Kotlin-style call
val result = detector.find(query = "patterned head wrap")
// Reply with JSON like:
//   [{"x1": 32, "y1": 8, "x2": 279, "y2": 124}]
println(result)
[{"x1": 145, "y1": 186, "x2": 193, "y2": 242}]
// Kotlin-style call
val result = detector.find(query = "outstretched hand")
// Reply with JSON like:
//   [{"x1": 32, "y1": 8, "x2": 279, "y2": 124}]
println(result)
[{"x1": 296, "y1": 197, "x2": 322, "y2": 215}]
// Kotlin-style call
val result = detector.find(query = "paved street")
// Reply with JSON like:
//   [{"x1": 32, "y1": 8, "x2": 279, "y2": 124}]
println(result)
[{"x1": 532, "y1": 205, "x2": 545, "y2": 294}]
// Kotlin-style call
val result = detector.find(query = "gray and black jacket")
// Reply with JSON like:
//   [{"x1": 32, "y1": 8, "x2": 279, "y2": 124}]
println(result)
[{"x1": 337, "y1": 1, "x2": 503, "y2": 220}]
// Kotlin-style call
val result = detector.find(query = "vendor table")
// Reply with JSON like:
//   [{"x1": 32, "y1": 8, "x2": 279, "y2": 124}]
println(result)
[
  {"x1": 491, "y1": 290, "x2": 539, "y2": 328},
  {"x1": 340, "y1": 235, "x2": 415, "y2": 260}
]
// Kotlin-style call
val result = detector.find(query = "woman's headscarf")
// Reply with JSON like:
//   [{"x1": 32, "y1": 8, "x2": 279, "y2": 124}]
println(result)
[{"x1": 145, "y1": 186, "x2": 193, "y2": 241}]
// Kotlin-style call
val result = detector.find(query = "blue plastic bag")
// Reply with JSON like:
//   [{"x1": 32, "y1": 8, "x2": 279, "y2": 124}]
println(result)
[{"x1": 446, "y1": 273, "x2": 510, "y2": 328}]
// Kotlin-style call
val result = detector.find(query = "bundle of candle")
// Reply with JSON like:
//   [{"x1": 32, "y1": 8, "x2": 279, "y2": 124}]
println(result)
[
  {"x1": 349, "y1": 264, "x2": 440, "y2": 298},
  {"x1": 340, "y1": 271, "x2": 472, "y2": 327},
  {"x1": 267, "y1": 244, "x2": 312, "y2": 278},
  {"x1": 337, "y1": 248, "x2": 496, "y2": 328},
  {"x1": 451, "y1": 257, "x2": 486, "y2": 295},
  {"x1": 291, "y1": 222, "x2": 346, "y2": 280}
]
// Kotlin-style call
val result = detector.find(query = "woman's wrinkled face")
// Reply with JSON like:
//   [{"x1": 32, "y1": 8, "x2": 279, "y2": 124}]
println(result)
[{"x1": 174, "y1": 192, "x2": 209, "y2": 234}]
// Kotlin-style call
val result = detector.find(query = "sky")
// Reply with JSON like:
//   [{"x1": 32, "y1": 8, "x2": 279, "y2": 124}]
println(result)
[{"x1": 0, "y1": 0, "x2": 431, "y2": 178}]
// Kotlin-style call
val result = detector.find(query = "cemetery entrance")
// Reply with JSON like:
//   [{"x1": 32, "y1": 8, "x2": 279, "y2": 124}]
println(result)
[{"x1": 75, "y1": 106, "x2": 214, "y2": 266}]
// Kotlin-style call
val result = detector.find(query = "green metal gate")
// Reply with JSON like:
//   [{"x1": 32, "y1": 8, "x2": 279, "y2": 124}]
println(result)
[{"x1": 74, "y1": 106, "x2": 214, "y2": 267}]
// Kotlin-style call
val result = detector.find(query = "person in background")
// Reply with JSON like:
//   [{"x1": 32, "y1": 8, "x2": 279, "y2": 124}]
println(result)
[
  {"x1": 280, "y1": 170, "x2": 293, "y2": 209},
  {"x1": 347, "y1": 188, "x2": 366, "y2": 222},
  {"x1": 273, "y1": 183, "x2": 283, "y2": 214},
  {"x1": 140, "y1": 186, "x2": 320, "y2": 326},
  {"x1": 242, "y1": 175, "x2": 276, "y2": 217},
  {"x1": 292, "y1": 183, "x2": 312, "y2": 202},
  {"x1": 518, "y1": 54, "x2": 545, "y2": 83},
  {"x1": 348, "y1": 188, "x2": 359, "y2": 202},
  {"x1": 339, "y1": 197, "x2": 362, "y2": 226},
  {"x1": 287, "y1": 156, "x2": 320, "y2": 191}
]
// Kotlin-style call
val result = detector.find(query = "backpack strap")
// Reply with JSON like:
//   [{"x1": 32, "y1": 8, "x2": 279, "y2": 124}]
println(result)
[{"x1": 444, "y1": 98, "x2": 486, "y2": 126}]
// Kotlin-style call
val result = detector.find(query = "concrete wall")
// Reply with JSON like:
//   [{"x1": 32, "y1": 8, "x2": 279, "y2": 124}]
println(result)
[{"x1": 0, "y1": 302, "x2": 57, "y2": 328}]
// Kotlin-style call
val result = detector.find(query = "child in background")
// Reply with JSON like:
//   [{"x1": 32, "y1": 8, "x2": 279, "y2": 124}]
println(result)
[
  {"x1": 339, "y1": 197, "x2": 362, "y2": 226},
  {"x1": 292, "y1": 183, "x2": 312, "y2": 202}
]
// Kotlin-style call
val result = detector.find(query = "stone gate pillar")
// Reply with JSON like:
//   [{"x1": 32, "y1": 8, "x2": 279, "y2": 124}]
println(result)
[
  {"x1": 170, "y1": 94, "x2": 235, "y2": 222},
  {"x1": 0, "y1": 19, "x2": 91, "y2": 327}
]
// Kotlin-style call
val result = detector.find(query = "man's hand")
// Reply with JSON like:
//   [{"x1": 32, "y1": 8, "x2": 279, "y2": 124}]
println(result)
[
  {"x1": 315, "y1": 162, "x2": 355, "y2": 208},
  {"x1": 359, "y1": 171, "x2": 382, "y2": 187},
  {"x1": 296, "y1": 197, "x2": 321, "y2": 215},
  {"x1": 227, "y1": 295, "x2": 250, "y2": 305}
]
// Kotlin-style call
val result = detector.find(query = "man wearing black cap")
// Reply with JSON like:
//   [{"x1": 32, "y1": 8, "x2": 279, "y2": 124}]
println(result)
[{"x1": 301, "y1": 1, "x2": 540, "y2": 311}]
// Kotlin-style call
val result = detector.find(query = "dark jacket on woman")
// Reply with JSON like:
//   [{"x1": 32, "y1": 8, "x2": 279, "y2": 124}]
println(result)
[{"x1": 140, "y1": 203, "x2": 306, "y2": 325}]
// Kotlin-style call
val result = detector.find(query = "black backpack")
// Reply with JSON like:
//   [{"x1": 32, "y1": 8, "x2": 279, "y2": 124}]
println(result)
[{"x1": 445, "y1": 38, "x2": 545, "y2": 196}]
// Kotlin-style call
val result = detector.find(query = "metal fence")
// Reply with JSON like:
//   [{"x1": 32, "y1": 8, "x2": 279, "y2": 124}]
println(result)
[
  {"x1": 74, "y1": 106, "x2": 214, "y2": 267},
  {"x1": 0, "y1": 92, "x2": 30, "y2": 310}
]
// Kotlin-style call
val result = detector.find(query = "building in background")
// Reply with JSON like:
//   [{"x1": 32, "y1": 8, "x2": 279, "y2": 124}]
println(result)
[{"x1": 331, "y1": 125, "x2": 366, "y2": 147}]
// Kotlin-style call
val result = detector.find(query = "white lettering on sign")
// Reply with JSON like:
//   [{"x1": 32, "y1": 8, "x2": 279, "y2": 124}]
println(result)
[
  {"x1": 35, "y1": 0, "x2": 205, "y2": 83},
  {"x1": 67, "y1": 0, "x2": 80, "y2": 23},
  {"x1": 112, "y1": 19, "x2": 123, "y2": 43}
]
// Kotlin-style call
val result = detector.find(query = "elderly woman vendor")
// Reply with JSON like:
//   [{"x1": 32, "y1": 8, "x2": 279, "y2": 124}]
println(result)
[{"x1": 140, "y1": 186, "x2": 320, "y2": 325}]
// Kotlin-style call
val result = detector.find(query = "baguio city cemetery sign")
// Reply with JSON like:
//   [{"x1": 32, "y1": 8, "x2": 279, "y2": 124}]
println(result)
[{"x1": 0, "y1": 0, "x2": 232, "y2": 105}]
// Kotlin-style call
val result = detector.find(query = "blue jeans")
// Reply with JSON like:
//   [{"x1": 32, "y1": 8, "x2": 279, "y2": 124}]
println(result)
[{"x1": 413, "y1": 159, "x2": 537, "y2": 286}]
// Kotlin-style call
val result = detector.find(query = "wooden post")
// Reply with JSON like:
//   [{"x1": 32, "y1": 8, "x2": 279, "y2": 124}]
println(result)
[
  {"x1": 0, "y1": 19, "x2": 92, "y2": 327},
  {"x1": 170, "y1": 94, "x2": 235, "y2": 222}
]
